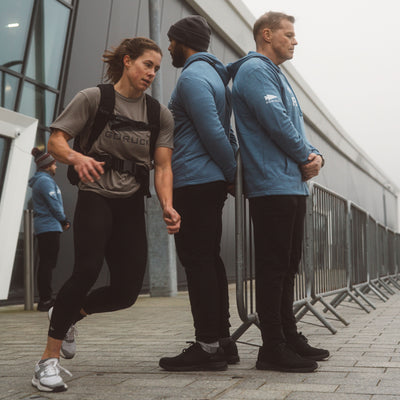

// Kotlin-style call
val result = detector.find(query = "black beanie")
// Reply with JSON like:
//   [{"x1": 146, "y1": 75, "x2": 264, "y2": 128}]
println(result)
[
  {"x1": 31, "y1": 147, "x2": 55, "y2": 170},
  {"x1": 167, "y1": 15, "x2": 211, "y2": 52}
]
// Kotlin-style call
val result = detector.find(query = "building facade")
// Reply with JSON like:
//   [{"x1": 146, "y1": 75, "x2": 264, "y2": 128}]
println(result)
[{"x1": 0, "y1": 0, "x2": 398, "y2": 303}]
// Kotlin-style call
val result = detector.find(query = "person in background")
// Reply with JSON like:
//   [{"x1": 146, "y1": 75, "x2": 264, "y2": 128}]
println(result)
[
  {"x1": 29, "y1": 147, "x2": 70, "y2": 312},
  {"x1": 159, "y1": 15, "x2": 238, "y2": 372},
  {"x1": 31, "y1": 37, "x2": 180, "y2": 393},
  {"x1": 228, "y1": 11, "x2": 329, "y2": 373}
]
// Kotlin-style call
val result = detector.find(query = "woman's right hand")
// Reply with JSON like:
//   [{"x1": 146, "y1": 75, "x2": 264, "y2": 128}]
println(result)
[
  {"x1": 49, "y1": 130, "x2": 104, "y2": 183},
  {"x1": 70, "y1": 152, "x2": 105, "y2": 183}
]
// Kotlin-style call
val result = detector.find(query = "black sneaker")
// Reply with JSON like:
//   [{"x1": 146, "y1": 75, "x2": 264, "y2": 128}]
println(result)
[
  {"x1": 287, "y1": 333, "x2": 330, "y2": 361},
  {"x1": 220, "y1": 339, "x2": 240, "y2": 364},
  {"x1": 37, "y1": 299, "x2": 55, "y2": 312},
  {"x1": 159, "y1": 342, "x2": 228, "y2": 371},
  {"x1": 256, "y1": 342, "x2": 318, "y2": 372}
]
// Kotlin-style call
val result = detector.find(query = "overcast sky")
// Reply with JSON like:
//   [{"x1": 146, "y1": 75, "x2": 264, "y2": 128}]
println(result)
[{"x1": 242, "y1": 0, "x2": 400, "y2": 191}]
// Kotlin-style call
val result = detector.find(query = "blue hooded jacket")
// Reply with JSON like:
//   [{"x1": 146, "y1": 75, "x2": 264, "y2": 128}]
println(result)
[
  {"x1": 28, "y1": 171, "x2": 67, "y2": 235},
  {"x1": 169, "y1": 52, "x2": 237, "y2": 189},
  {"x1": 227, "y1": 52, "x2": 321, "y2": 197}
]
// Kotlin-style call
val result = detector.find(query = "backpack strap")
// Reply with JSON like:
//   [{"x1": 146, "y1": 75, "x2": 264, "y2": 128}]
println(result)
[
  {"x1": 84, "y1": 83, "x2": 115, "y2": 153},
  {"x1": 145, "y1": 94, "x2": 161, "y2": 160},
  {"x1": 67, "y1": 84, "x2": 115, "y2": 185}
]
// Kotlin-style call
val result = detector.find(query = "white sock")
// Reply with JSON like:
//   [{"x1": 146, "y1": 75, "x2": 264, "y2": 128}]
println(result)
[{"x1": 198, "y1": 341, "x2": 219, "y2": 354}]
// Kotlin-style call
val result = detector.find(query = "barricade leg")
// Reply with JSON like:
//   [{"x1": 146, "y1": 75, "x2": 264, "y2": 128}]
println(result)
[
  {"x1": 333, "y1": 287, "x2": 374, "y2": 312},
  {"x1": 318, "y1": 295, "x2": 349, "y2": 326},
  {"x1": 293, "y1": 302, "x2": 304, "y2": 315},
  {"x1": 367, "y1": 281, "x2": 388, "y2": 301},
  {"x1": 345, "y1": 290, "x2": 370, "y2": 313},
  {"x1": 386, "y1": 276, "x2": 400, "y2": 290},
  {"x1": 295, "y1": 297, "x2": 318, "y2": 322},
  {"x1": 326, "y1": 291, "x2": 347, "y2": 311},
  {"x1": 376, "y1": 278, "x2": 395, "y2": 295},
  {"x1": 294, "y1": 296, "x2": 342, "y2": 334},
  {"x1": 297, "y1": 301, "x2": 338, "y2": 334},
  {"x1": 353, "y1": 286, "x2": 376, "y2": 309},
  {"x1": 231, "y1": 315, "x2": 259, "y2": 342}
]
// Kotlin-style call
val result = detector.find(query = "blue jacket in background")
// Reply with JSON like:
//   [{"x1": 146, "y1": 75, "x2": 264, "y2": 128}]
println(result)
[
  {"x1": 227, "y1": 52, "x2": 321, "y2": 197},
  {"x1": 169, "y1": 52, "x2": 237, "y2": 189},
  {"x1": 28, "y1": 171, "x2": 66, "y2": 235}
]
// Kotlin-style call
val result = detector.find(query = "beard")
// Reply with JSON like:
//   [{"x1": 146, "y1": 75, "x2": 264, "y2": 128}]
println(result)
[{"x1": 171, "y1": 43, "x2": 186, "y2": 68}]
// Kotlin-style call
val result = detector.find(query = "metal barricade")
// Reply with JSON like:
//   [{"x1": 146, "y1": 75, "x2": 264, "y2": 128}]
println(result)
[
  {"x1": 384, "y1": 230, "x2": 400, "y2": 290},
  {"x1": 294, "y1": 246, "x2": 308, "y2": 302},
  {"x1": 295, "y1": 183, "x2": 350, "y2": 332},
  {"x1": 341, "y1": 203, "x2": 376, "y2": 311},
  {"x1": 233, "y1": 154, "x2": 400, "y2": 338},
  {"x1": 361, "y1": 217, "x2": 389, "y2": 301},
  {"x1": 233, "y1": 162, "x2": 347, "y2": 337},
  {"x1": 232, "y1": 152, "x2": 258, "y2": 341},
  {"x1": 375, "y1": 223, "x2": 396, "y2": 295},
  {"x1": 396, "y1": 233, "x2": 400, "y2": 283},
  {"x1": 323, "y1": 203, "x2": 373, "y2": 313},
  {"x1": 311, "y1": 184, "x2": 348, "y2": 295},
  {"x1": 350, "y1": 204, "x2": 368, "y2": 287},
  {"x1": 24, "y1": 209, "x2": 34, "y2": 311}
]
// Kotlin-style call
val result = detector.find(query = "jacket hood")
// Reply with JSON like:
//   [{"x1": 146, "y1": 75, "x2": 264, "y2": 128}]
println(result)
[
  {"x1": 183, "y1": 52, "x2": 231, "y2": 86},
  {"x1": 28, "y1": 171, "x2": 50, "y2": 188},
  {"x1": 227, "y1": 51, "x2": 277, "y2": 79}
]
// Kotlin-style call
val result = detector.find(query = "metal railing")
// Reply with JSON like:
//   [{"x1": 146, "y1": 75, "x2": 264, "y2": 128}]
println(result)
[
  {"x1": 233, "y1": 153, "x2": 259, "y2": 340},
  {"x1": 23, "y1": 209, "x2": 34, "y2": 310},
  {"x1": 233, "y1": 156, "x2": 400, "y2": 338}
]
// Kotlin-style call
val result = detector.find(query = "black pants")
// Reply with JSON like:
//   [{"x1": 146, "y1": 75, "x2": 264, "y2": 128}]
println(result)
[
  {"x1": 249, "y1": 195, "x2": 306, "y2": 346},
  {"x1": 49, "y1": 190, "x2": 147, "y2": 340},
  {"x1": 36, "y1": 231, "x2": 60, "y2": 301},
  {"x1": 174, "y1": 181, "x2": 231, "y2": 343}
]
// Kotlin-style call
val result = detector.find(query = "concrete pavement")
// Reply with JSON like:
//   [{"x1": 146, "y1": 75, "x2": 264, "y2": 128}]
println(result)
[{"x1": 1, "y1": 285, "x2": 400, "y2": 400}]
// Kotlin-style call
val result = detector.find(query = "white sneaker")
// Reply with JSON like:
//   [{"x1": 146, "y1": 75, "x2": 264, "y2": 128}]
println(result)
[
  {"x1": 32, "y1": 358, "x2": 72, "y2": 392},
  {"x1": 48, "y1": 307, "x2": 78, "y2": 359}
]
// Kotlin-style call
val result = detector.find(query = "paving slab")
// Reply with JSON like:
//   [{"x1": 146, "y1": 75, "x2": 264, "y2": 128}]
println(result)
[{"x1": 2, "y1": 285, "x2": 400, "y2": 399}]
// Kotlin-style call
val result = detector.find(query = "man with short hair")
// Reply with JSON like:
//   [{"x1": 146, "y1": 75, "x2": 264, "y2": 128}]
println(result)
[
  {"x1": 228, "y1": 11, "x2": 329, "y2": 373},
  {"x1": 159, "y1": 15, "x2": 238, "y2": 371}
]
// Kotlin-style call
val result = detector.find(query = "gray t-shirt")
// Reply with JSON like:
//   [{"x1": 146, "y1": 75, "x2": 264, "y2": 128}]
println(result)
[{"x1": 50, "y1": 87, "x2": 174, "y2": 198}]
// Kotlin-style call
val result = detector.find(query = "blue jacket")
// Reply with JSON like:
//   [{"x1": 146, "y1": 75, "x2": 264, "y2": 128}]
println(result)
[
  {"x1": 227, "y1": 52, "x2": 321, "y2": 197},
  {"x1": 28, "y1": 171, "x2": 67, "y2": 235},
  {"x1": 169, "y1": 52, "x2": 237, "y2": 189}
]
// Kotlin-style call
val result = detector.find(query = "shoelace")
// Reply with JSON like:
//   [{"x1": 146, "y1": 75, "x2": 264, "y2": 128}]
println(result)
[
  {"x1": 58, "y1": 363, "x2": 72, "y2": 377},
  {"x1": 65, "y1": 325, "x2": 78, "y2": 342},
  {"x1": 41, "y1": 359, "x2": 72, "y2": 378}
]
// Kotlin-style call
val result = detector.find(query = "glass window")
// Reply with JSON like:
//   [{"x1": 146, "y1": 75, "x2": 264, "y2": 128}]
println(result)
[
  {"x1": 19, "y1": 82, "x2": 56, "y2": 127},
  {"x1": 0, "y1": 135, "x2": 11, "y2": 200},
  {"x1": 0, "y1": 73, "x2": 20, "y2": 109},
  {"x1": 26, "y1": 0, "x2": 70, "y2": 88},
  {"x1": 0, "y1": 0, "x2": 34, "y2": 73}
]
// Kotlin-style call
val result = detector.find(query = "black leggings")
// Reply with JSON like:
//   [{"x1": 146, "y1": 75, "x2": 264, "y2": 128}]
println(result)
[
  {"x1": 49, "y1": 190, "x2": 147, "y2": 340},
  {"x1": 36, "y1": 231, "x2": 60, "y2": 301}
]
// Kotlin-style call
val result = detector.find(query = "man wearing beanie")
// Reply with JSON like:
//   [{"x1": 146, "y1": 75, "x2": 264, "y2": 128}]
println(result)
[
  {"x1": 159, "y1": 15, "x2": 239, "y2": 371},
  {"x1": 29, "y1": 147, "x2": 70, "y2": 311}
]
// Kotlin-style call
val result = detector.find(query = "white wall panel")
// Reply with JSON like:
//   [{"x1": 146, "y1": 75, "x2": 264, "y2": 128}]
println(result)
[{"x1": 0, "y1": 108, "x2": 37, "y2": 299}]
